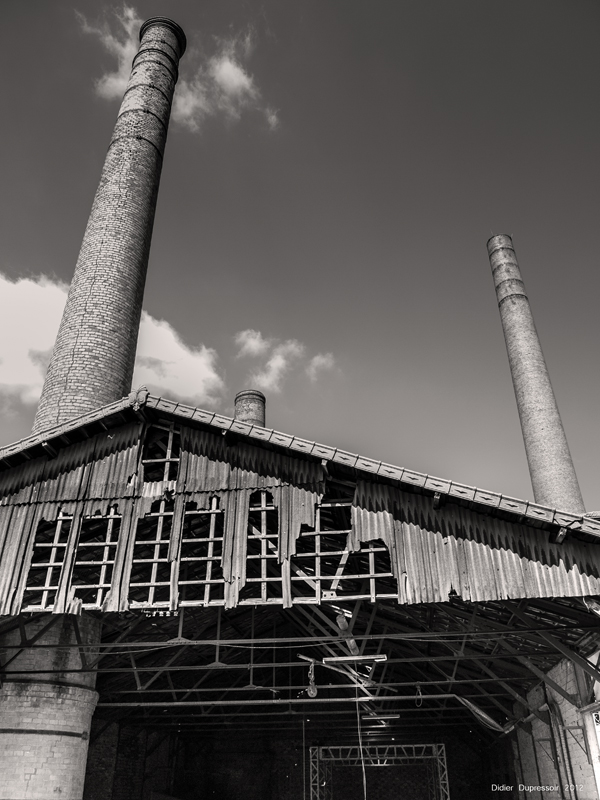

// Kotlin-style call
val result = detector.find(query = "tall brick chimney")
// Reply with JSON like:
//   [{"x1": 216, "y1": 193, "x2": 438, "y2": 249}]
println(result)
[
  {"x1": 487, "y1": 234, "x2": 585, "y2": 513},
  {"x1": 32, "y1": 17, "x2": 186, "y2": 434}
]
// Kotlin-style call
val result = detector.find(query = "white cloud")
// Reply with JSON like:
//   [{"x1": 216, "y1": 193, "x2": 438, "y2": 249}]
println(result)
[
  {"x1": 79, "y1": 8, "x2": 278, "y2": 133},
  {"x1": 134, "y1": 314, "x2": 224, "y2": 406},
  {"x1": 265, "y1": 107, "x2": 280, "y2": 131},
  {"x1": 307, "y1": 353, "x2": 335, "y2": 382},
  {"x1": 171, "y1": 73, "x2": 212, "y2": 132},
  {"x1": 235, "y1": 329, "x2": 337, "y2": 393},
  {"x1": 77, "y1": 6, "x2": 142, "y2": 101},
  {"x1": 0, "y1": 273, "x2": 224, "y2": 411},
  {"x1": 0, "y1": 274, "x2": 68, "y2": 405},
  {"x1": 249, "y1": 340, "x2": 305, "y2": 394},
  {"x1": 234, "y1": 329, "x2": 271, "y2": 358}
]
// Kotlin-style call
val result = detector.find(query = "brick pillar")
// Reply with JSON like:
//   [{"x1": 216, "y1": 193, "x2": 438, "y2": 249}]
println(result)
[
  {"x1": 487, "y1": 234, "x2": 585, "y2": 513},
  {"x1": 0, "y1": 614, "x2": 101, "y2": 800},
  {"x1": 33, "y1": 18, "x2": 186, "y2": 434}
]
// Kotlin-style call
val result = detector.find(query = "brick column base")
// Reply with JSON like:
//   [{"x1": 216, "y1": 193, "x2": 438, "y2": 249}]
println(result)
[
  {"x1": 0, "y1": 682, "x2": 98, "y2": 800},
  {"x1": 0, "y1": 614, "x2": 101, "y2": 800}
]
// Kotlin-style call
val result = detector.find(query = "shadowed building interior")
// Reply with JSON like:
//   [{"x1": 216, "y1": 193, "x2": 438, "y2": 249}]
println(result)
[{"x1": 2, "y1": 16, "x2": 600, "y2": 800}]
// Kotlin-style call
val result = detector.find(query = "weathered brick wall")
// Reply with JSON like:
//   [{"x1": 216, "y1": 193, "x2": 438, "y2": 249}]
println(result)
[
  {"x1": 83, "y1": 721, "x2": 119, "y2": 800},
  {"x1": 112, "y1": 727, "x2": 148, "y2": 800},
  {"x1": 84, "y1": 724, "x2": 180, "y2": 800},
  {"x1": 0, "y1": 614, "x2": 101, "y2": 800},
  {"x1": 33, "y1": 18, "x2": 186, "y2": 434}
]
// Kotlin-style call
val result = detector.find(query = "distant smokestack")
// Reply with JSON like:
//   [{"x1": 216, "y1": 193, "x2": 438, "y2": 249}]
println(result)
[
  {"x1": 235, "y1": 390, "x2": 266, "y2": 427},
  {"x1": 32, "y1": 18, "x2": 186, "y2": 434},
  {"x1": 487, "y1": 234, "x2": 585, "y2": 513}
]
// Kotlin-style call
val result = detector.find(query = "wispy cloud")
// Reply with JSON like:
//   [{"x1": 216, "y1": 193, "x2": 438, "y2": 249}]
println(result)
[
  {"x1": 78, "y1": 6, "x2": 279, "y2": 132},
  {"x1": 234, "y1": 329, "x2": 271, "y2": 358},
  {"x1": 250, "y1": 340, "x2": 305, "y2": 393},
  {"x1": 76, "y1": 5, "x2": 142, "y2": 101},
  {"x1": 0, "y1": 273, "x2": 225, "y2": 412},
  {"x1": 307, "y1": 353, "x2": 335, "y2": 382},
  {"x1": 235, "y1": 330, "x2": 337, "y2": 393}
]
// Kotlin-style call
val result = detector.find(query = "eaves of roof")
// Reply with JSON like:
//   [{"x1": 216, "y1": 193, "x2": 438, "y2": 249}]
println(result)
[{"x1": 1, "y1": 388, "x2": 598, "y2": 541}]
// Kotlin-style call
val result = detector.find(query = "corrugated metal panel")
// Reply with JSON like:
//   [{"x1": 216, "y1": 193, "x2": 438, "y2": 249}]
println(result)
[
  {"x1": 274, "y1": 485, "x2": 322, "y2": 563},
  {"x1": 2, "y1": 417, "x2": 600, "y2": 616},
  {"x1": 0, "y1": 458, "x2": 46, "y2": 504},
  {"x1": 178, "y1": 426, "x2": 324, "y2": 492},
  {"x1": 351, "y1": 480, "x2": 600, "y2": 605}
]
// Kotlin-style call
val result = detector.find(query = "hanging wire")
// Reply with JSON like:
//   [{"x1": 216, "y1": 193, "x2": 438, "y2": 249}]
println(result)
[
  {"x1": 302, "y1": 715, "x2": 306, "y2": 800},
  {"x1": 415, "y1": 683, "x2": 422, "y2": 707},
  {"x1": 355, "y1": 684, "x2": 367, "y2": 800}
]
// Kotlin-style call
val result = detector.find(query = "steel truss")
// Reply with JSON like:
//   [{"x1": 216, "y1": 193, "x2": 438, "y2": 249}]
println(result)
[{"x1": 310, "y1": 743, "x2": 450, "y2": 799}]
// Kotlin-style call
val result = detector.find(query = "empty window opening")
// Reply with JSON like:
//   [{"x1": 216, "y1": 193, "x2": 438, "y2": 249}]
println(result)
[
  {"x1": 23, "y1": 513, "x2": 73, "y2": 610},
  {"x1": 129, "y1": 498, "x2": 174, "y2": 607},
  {"x1": 292, "y1": 502, "x2": 395, "y2": 603},
  {"x1": 23, "y1": 508, "x2": 122, "y2": 610},
  {"x1": 178, "y1": 496, "x2": 225, "y2": 606},
  {"x1": 142, "y1": 422, "x2": 180, "y2": 482},
  {"x1": 241, "y1": 490, "x2": 281, "y2": 603},
  {"x1": 70, "y1": 508, "x2": 121, "y2": 607}
]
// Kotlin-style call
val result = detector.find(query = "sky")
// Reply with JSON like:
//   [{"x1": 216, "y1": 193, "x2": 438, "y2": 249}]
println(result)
[{"x1": 0, "y1": 0, "x2": 598, "y2": 510}]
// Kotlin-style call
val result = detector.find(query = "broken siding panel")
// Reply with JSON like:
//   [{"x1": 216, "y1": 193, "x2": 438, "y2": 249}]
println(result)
[
  {"x1": 102, "y1": 497, "x2": 138, "y2": 612},
  {"x1": 274, "y1": 485, "x2": 322, "y2": 563},
  {"x1": 0, "y1": 503, "x2": 45, "y2": 615},
  {"x1": 353, "y1": 480, "x2": 600, "y2": 605},
  {"x1": 222, "y1": 490, "x2": 251, "y2": 609}
]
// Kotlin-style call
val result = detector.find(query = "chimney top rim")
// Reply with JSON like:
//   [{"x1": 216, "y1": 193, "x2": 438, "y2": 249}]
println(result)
[
  {"x1": 487, "y1": 233, "x2": 514, "y2": 255},
  {"x1": 139, "y1": 17, "x2": 187, "y2": 56},
  {"x1": 235, "y1": 389, "x2": 266, "y2": 402}
]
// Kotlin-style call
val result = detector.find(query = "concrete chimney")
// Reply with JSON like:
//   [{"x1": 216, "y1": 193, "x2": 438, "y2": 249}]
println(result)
[
  {"x1": 235, "y1": 390, "x2": 266, "y2": 427},
  {"x1": 487, "y1": 234, "x2": 585, "y2": 513},
  {"x1": 32, "y1": 18, "x2": 186, "y2": 434}
]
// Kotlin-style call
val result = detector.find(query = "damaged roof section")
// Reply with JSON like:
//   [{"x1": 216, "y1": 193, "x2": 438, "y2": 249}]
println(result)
[
  {"x1": 0, "y1": 390, "x2": 599, "y2": 617},
  {"x1": 1, "y1": 388, "x2": 598, "y2": 541}
]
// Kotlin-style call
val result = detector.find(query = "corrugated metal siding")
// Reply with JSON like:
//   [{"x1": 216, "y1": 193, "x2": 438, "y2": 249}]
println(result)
[
  {"x1": 178, "y1": 427, "x2": 324, "y2": 492},
  {"x1": 1, "y1": 421, "x2": 600, "y2": 615},
  {"x1": 175, "y1": 427, "x2": 325, "y2": 609},
  {"x1": 0, "y1": 423, "x2": 143, "y2": 614},
  {"x1": 351, "y1": 480, "x2": 600, "y2": 604}
]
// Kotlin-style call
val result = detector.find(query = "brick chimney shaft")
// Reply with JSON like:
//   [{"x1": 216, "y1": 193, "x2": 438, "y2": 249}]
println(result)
[
  {"x1": 235, "y1": 390, "x2": 266, "y2": 427},
  {"x1": 487, "y1": 234, "x2": 585, "y2": 513},
  {"x1": 32, "y1": 18, "x2": 186, "y2": 433}
]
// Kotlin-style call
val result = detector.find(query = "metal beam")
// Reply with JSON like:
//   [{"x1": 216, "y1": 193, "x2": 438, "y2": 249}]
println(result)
[{"x1": 503, "y1": 601, "x2": 600, "y2": 685}]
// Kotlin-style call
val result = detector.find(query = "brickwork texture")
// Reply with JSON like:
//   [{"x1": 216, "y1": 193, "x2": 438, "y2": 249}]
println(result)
[
  {"x1": 0, "y1": 614, "x2": 101, "y2": 800},
  {"x1": 33, "y1": 18, "x2": 186, "y2": 434}
]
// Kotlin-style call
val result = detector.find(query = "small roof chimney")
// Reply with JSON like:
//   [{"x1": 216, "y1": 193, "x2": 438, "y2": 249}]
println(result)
[{"x1": 235, "y1": 390, "x2": 266, "y2": 427}]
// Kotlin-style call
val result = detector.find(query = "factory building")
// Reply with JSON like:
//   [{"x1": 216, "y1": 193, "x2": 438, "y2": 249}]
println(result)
[{"x1": 1, "y1": 16, "x2": 600, "y2": 800}]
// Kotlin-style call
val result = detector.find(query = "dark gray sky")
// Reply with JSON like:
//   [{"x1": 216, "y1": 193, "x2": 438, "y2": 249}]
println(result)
[{"x1": 0, "y1": 0, "x2": 598, "y2": 510}]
